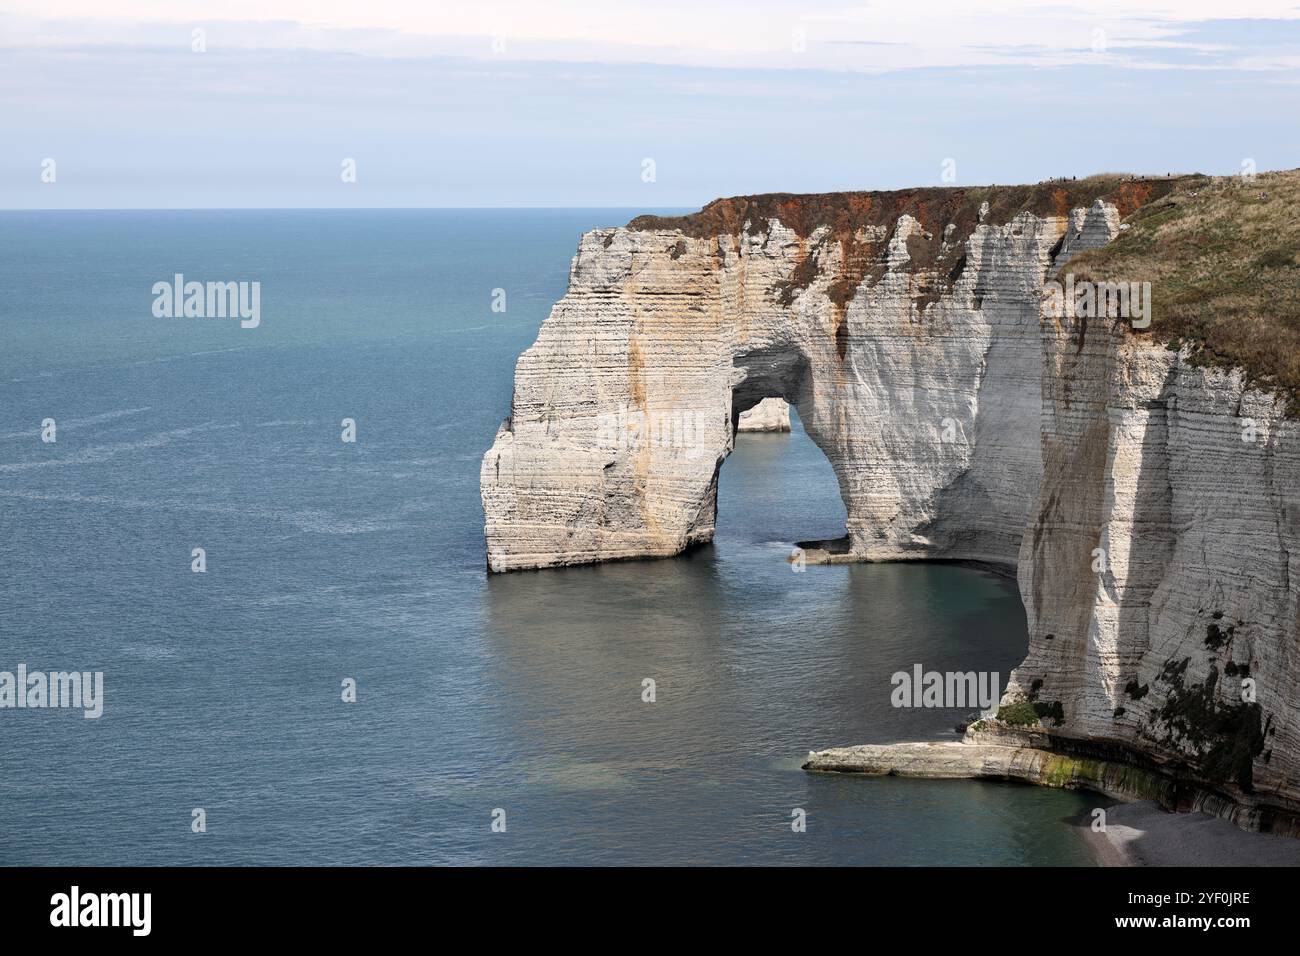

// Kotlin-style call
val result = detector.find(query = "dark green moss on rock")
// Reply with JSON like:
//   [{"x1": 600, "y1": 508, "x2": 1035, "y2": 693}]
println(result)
[
  {"x1": 996, "y1": 700, "x2": 1041, "y2": 726},
  {"x1": 1033, "y1": 699, "x2": 1066, "y2": 727},
  {"x1": 1125, "y1": 679, "x2": 1150, "y2": 700},
  {"x1": 1155, "y1": 658, "x2": 1265, "y2": 792}
]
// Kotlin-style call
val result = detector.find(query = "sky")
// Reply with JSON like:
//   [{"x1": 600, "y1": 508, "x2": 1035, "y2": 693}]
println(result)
[{"x1": 2, "y1": 1, "x2": 1299, "y2": 208}]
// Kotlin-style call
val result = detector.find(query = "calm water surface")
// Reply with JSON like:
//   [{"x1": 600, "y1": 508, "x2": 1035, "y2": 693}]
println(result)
[{"x1": 0, "y1": 210, "x2": 1098, "y2": 864}]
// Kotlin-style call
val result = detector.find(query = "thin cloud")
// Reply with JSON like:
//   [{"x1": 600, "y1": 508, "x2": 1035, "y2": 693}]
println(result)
[{"x1": 3, "y1": 4, "x2": 1300, "y2": 73}]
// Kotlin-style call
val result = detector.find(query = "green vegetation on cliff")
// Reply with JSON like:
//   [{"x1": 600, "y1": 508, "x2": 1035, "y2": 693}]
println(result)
[
  {"x1": 1065, "y1": 168, "x2": 1300, "y2": 410},
  {"x1": 996, "y1": 701, "x2": 1040, "y2": 726}
]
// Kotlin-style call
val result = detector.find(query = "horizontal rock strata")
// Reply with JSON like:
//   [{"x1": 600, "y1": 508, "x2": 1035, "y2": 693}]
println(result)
[
  {"x1": 805, "y1": 724, "x2": 1300, "y2": 836},
  {"x1": 1007, "y1": 304, "x2": 1300, "y2": 825},
  {"x1": 483, "y1": 179, "x2": 1175, "y2": 572},
  {"x1": 482, "y1": 175, "x2": 1300, "y2": 823}
]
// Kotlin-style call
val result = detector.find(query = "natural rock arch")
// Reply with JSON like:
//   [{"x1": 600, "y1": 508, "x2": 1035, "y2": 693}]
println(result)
[
  {"x1": 482, "y1": 179, "x2": 1300, "y2": 815},
  {"x1": 480, "y1": 186, "x2": 1130, "y2": 574}
]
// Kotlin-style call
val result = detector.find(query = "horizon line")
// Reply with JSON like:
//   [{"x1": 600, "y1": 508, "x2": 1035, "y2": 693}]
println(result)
[
  {"x1": 5, "y1": 166, "x2": 1295, "y2": 214},
  {"x1": 0, "y1": 205, "x2": 697, "y2": 213}
]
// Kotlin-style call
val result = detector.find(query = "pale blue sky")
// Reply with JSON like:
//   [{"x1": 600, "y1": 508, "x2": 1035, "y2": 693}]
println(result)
[{"x1": 2, "y1": 2, "x2": 1298, "y2": 208}]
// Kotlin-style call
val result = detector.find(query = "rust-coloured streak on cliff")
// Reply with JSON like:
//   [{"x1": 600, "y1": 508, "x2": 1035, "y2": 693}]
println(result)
[
  {"x1": 628, "y1": 177, "x2": 1187, "y2": 242},
  {"x1": 629, "y1": 177, "x2": 1190, "y2": 320}
]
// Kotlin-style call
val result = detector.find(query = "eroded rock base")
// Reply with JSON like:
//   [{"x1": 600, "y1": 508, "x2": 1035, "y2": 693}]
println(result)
[{"x1": 804, "y1": 726, "x2": 1300, "y2": 838}]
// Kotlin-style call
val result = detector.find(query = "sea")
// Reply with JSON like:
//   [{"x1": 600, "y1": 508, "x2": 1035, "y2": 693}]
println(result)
[{"x1": 0, "y1": 209, "x2": 1099, "y2": 865}]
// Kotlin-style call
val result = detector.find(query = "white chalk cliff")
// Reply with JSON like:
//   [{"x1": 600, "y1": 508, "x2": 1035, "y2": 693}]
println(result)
[
  {"x1": 482, "y1": 180, "x2": 1300, "y2": 825},
  {"x1": 737, "y1": 397, "x2": 791, "y2": 432}
]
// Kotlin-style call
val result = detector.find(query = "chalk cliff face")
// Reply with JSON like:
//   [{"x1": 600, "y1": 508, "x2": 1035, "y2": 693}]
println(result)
[
  {"x1": 1009, "y1": 302, "x2": 1300, "y2": 824},
  {"x1": 481, "y1": 177, "x2": 1299, "y2": 820},
  {"x1": 482, "y1": 181, "x2": 1166, "y2": 572}
]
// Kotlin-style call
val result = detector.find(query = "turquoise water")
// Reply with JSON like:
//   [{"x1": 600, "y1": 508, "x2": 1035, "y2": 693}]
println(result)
[{"x1": 0, "y1": 210, "x2": 1098, "y2": 865}]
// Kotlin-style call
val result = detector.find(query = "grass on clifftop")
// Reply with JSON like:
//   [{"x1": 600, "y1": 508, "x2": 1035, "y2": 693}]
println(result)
[{"x1": 1063, "y1": 168, "x2": 1300, "y2": 410}]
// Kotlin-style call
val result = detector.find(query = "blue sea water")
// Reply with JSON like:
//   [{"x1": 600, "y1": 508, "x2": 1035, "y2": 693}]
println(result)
[{"x1": 0, "y1": 210, "x2": 1098, "y2": 865}]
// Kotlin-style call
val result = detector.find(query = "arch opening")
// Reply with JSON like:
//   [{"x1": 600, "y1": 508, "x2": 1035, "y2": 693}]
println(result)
[{"x1": 722, "y1": 348, "x2": 853, "y2": 562}]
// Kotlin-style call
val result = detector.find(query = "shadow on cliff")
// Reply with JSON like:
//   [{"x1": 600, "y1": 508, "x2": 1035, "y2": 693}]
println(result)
[
  {"x1": 1014, "y1": 326, "x2": 1176, "y2": 741},
  {"x1": 1080, "y1": 356, "x2": 1269, "y2": 807},
  {"x1": 1108, "y1": 360, "x2": 1176, "y2": 747}
]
